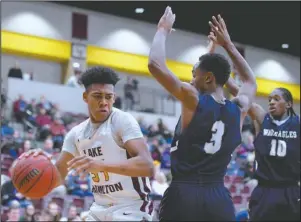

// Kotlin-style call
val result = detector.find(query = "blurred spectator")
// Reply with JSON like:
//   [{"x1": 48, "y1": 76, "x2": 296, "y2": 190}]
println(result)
[
  {"x1": 66, "y1": 68, "x2": 82, "y2": 88},
  {"x1": 37, "y1": 96, "x2": 53, "y2": 114},
  {"x1": 137, "y1": 117, "x2": 149, "y2": 135},
  {"x1": 1, "y1": 173, "x2": 11, "y2": 186},
  {"x1": 47, "y1": 201, "x2": 61, "y2": 222},
  {"x1": 151, "y1": 172, "x2": 169, "y2": 196},
  {"x1": 13, "y1": 95, "x2": 27, "y2": 123},
  {"x1": 1, "y1": 169, "x2": 31, "y2": 207},
  {"x1": 147, "y1": 124, "x2": 159, "y2": 138},
  {"x1": 37, "y1": 210, "x2": 53, "y2": 222},
  {"x1": 132, "y1": 78, "x2": 139, "y2": 91},
  {"x1": 157, "y1": 118, "x2": 172, "y2": 141},
  {"x1": 36, "y1": 108, "x2": 52, "y2": 127},
  {"x1": 13, "y1": 130, "x2": 24, "y2": 145},
  {"x1": 50, "y1": 118, "x2": 66, "y2": 147},
  {"x1": 1, "y1": 118, "x2": 14, "y2": 137},
  {"x1": 149, "y1": 139, "x2": 162, "y2": 162},
  {"x1": 43, "y1": 138, "x2": 54, "y2": 154},
  {"x1": 18, "y1": 140, "x2": 33, "y2": 156},
  {"x1": 19, "y1": 204, "x2": 37, "y2": 222},
  {"x1": 59, "y1": 204, "x2": 78, "y2": 221},
  {"x1": 50, "y1": 103, "x2": 62, "y2": 120},
  {"x1": 26, "y1": 99, "x2": 38, "y2": 116},
  {"x1": 6, "y1": 206, "x2": 21, "y2": 222},
  {"x1": 160, "y1": 145, "x2": 171, "y2": 170},
  {"x1": 113, "y1": 96, "x2": 122, "y2": 109},
  {"x1": 1, "y1": 92, "x2": 7, "y2": 107},
  {"x1": 36, "y1": 108, "x2": 52, "y2": 140},
  {"x1": 124, "y1": 77, "x2": 135, "y2": 110},
  {"x1": 67, "y1": 171, "x2": 93, "y2": 198},
  {"x1": 8, "y1": 61, "x2": 23, "y2": 79}
]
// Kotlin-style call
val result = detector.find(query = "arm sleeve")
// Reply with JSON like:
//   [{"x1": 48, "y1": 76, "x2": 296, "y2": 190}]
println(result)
[
  {"x1": 61, "y1": 128, "x2": 77, "y2": 156},
  {"x1": 113, "y1": 112, "x2": 143, "y2": 144}
]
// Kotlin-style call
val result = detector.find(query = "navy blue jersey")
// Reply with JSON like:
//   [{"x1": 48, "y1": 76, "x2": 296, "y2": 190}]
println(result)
[
  {"x1": 170, "y1": 94, "x2": 242, "y2": 182},
  {"x1": 253, "y1": 114, "x2": 300, "y2": 184}
]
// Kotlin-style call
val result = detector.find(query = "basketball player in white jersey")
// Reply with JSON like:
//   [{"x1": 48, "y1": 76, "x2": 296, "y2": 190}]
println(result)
[{"x1": 20, "y1": 66, "x2": 155, "y2": 221}]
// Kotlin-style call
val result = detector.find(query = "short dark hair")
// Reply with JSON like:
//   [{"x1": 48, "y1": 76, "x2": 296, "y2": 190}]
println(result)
[
  {"x1": 276, "y1": 87, "x2": 296, "y2": 116},
  {"x1": 79, "y1": 66, "x2": 120, "y2": 90},
  {"x1": 198, "y1": 53, "x2": 231, "y2": 86}
]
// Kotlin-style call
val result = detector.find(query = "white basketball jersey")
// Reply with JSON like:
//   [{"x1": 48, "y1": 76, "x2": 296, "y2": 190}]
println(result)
[{"x1": 62, "y1": 108, "x2": 152, "y2": 211}]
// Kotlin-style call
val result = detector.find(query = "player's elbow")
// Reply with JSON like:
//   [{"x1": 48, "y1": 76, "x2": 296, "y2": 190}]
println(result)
[
  {"x1": 148, "y1": 57, "x2": 167, "y2": 74},
  {"x1": 148, "y1": 60, "x2": 161, "y2": 74}
]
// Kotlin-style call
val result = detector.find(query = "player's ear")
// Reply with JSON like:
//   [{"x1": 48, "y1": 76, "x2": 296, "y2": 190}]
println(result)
[
  {"x1": 205, "y1": 72, "x2": 214, "y2": 84},
  {"x1": 286, "y1": 101, "x2": 292, "y2": 109},
  {"x1": 83, "y1": 92, "x2": 88, "y2": 103}
]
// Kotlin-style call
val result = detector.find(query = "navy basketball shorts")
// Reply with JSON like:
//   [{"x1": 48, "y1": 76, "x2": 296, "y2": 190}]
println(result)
[
  {"x1": 158, "y1": 181, "x2": 235, "y2": 221},
  {"x1": 249, "y1": 185, "x2": 300, "y2": 221}
]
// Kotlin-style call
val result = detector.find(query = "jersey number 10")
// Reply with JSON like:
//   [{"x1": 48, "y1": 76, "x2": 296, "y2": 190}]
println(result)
[{"x1": 270, "y1": 139, "x2": 287, "y2": 157}]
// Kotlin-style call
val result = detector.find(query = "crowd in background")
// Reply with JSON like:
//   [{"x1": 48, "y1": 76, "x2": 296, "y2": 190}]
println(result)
[{"x1": 1, "y1": 91, "x2": 258, "y2": 221}]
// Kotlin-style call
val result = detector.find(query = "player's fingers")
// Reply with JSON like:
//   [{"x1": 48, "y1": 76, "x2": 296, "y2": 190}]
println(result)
[
  {"x1": 164, "y1": 6, "x2": 170, "y2": 16},
  {"x1": 208, "y1": 22, "x2": 219, "y2": 33},
  {"x1": 75, "y1": 163, "x2": 90, "y2": 175},
  {"x1": 218, "y1": 14, "x2": 227, "y2": 30},
  {"x1": 33, "y1": 148, "x2": 43, "y2": 157},
  {"x1": 67, "y1": 155, "x2": 86, "y2": 166},
  {"x1": 18, "y1": 153, "x2": 27, "y2": 159},
  {"x1": 68, "y1": 158, "x2": 89, "y2": 171},
  {"x1": 212, "y1": 16, "x2": 222, "y2": 31},
  {"x1": 208, "y1": 35, "x2": 217, "y2": 43},
  {"x1": 20, "y1": 150, "x2": 35, "y2": 159}
]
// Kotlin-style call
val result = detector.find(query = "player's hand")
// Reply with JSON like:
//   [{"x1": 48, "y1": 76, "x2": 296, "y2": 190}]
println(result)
[
  {"x1": 157, "y1": 6, "x2": 176, "y2": 33},
  {"x1": 208, "y1": 15, "x2": 232, "y2": 47},
  {"x1": 18, "y1": 148, "x2": 52, "y2": 160},
  {"x1": 207, "y1": 39, "x2": 217, "y2": 54},
  {"x1": 67, "y1": 155, "x2": 104, "y2": 175}
]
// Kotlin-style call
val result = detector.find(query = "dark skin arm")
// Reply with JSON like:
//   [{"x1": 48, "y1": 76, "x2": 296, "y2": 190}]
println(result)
[
  {"x1": 101, "y1": 138, "x2": 154, "y2": 177},
  {"x1": 208, "y1": 15, "x2": 257, "y2": 131},
  {"x1": 226, "y1": 76, "x2": 267, "y2": 128},
  {"x1": 148, "y1": 6, "x2": 199, "y2": 111},
  {"x1": 208, "y1": 15, "x2": 257, "y2": 115},
  {"x1": 67, "y1": 138, "x2": 155, "y2": 178}
]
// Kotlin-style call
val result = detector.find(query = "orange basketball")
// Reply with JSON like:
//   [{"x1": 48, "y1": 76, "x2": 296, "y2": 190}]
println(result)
[{"x1": 12, "y1": 154, "x2": 58, "y2": 199}]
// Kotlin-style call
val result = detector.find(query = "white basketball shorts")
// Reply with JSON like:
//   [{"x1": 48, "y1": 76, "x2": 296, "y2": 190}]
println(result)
[{"x1": 85, "y1": 201, "x2": 153, "y2": 221}]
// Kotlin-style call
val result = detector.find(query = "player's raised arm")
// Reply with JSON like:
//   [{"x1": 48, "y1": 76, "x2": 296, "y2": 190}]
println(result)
[
  {"x1": 209, "y1": 15, "x2": 257, "y2": 113},
  {"x1": 148, "y1": 6, "x2": 198, "y2": 110},
  {"x1": 226, "y1": 76, "x2": 266, "y2": 126}
]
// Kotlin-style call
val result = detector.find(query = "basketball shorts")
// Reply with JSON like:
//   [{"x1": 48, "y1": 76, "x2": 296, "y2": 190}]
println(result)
[
  {"x1": 249, "y1": 185, "x2": 300, "y2": 221},
  {"x1": 159, "y1": 181, "x2": 235, "y2": 221},
  {"x1": 85, "y1": 200, "x2": 153, "y2": 221}
]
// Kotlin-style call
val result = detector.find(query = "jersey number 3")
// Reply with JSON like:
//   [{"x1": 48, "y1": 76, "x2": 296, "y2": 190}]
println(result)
[
  {"x1": 270, "y1": 139, "x2": 287, "y2": 157},
  {"x1": 204, "y1": 121, "x2": 225, "y2": 154}
]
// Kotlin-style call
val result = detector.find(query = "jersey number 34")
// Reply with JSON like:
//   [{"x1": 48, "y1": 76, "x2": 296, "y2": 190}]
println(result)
[{"x1": 91, "y1": 171, "x2": 109, "y2": 182}]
